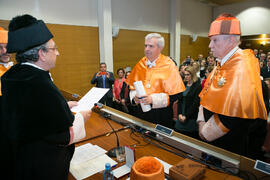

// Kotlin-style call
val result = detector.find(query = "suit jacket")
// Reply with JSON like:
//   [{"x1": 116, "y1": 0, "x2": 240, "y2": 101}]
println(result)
[
  {"x1": 178, "y1": 80, "x2": 202, "y2": 120},
  {"x1": 91, "y1": 71, "x2": 115, "y2": 98},
  {"x1": 261, "y1": 66, "x2": 270, "y2": 79}
]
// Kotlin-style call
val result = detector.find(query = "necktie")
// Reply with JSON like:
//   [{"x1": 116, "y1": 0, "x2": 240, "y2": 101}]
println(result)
[
  {"x1": 146, "y1": 61, "x2": 156, "y2": 68},
  {"x1": 102, "y1": 75, "x2": 106, "y2": 88}
]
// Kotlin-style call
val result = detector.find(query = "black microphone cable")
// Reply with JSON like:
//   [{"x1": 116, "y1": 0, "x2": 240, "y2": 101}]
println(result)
[{"x1": 94, "y1": 103, "x2": 123, "y2": 158}]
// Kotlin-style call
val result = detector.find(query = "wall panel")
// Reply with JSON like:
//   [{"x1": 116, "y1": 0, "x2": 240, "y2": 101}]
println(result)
[
  {"x1": 180, "y1": 35, "x2": 210, "y2": 63},
  {"x1": 47, "y1": 24, "x2": 99, "y2": 96}
]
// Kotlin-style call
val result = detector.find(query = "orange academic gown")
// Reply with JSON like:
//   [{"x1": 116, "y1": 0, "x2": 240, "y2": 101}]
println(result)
[
  {"x1": 127, "y1": 54, "x2": 185, "y2": 127},
  {"x1": 0, "y1": 64, "x2": 12, "y2": 96},
  {"x1": 200, "y1": 49, "x2": 267, "y2": 157}
]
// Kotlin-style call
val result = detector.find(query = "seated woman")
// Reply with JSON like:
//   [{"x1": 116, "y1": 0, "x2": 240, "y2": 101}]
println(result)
[
  {"x1": 113, "y1": 68, "x2": 125, "y2": 111},
  {"x1": 174, "y1": 66, "x2": 202, "y2": 139}
]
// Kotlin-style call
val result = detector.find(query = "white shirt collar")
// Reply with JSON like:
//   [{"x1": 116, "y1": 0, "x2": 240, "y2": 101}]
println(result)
[
  {"x1": 220, "y1": 46, "x2": 240, "y2": 66},
  {"x1": 0, "y1": 61, "x2": 13, "y2": 68},
  {"x1": 146, "y1": 55, "x2": 159, "y2": 68},
  {"x1": 21, "y1": 62, "x2": 53, "y2": 81},
  {"x1": 21, "y1": 62, "x2": 44, "y2": 71}
]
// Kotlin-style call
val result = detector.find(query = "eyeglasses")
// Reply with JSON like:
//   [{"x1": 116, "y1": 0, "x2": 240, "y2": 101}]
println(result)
[
  {"x1": 46, "y1": 46, "x2": 58, "y2": 51},
  {"x1": 184, "y1": 74, "x2": 191, "y2": 76}
]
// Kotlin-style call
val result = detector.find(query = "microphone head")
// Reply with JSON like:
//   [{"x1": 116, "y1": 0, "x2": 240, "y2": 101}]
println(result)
[{"x1": 94, "y1": 102, "x2": 103, "y2": 108}]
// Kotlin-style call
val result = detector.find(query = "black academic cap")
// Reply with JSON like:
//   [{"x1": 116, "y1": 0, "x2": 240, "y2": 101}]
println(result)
[{"x1": 7, "y1": 14, "x2": 53, "y2": 53}]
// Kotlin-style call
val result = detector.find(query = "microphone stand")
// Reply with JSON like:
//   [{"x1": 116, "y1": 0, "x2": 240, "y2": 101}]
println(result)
[
  {"x1": 104, "y1": 112, "x2": 124, "y2": 158},
  {"x1": 93, "y1": 103, "x2": 124, "y2": 158}
]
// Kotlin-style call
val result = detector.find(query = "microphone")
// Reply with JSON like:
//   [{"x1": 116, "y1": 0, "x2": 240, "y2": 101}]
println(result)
[{"x1": 94, "y1": 103, "x2": 123, "y2": 158}]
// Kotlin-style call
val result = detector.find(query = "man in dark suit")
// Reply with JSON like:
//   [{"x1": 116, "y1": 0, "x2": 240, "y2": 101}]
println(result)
[
  {"x1": 91, "y1": 62, "x2": 115, "y2": 107},
  {"x1": 261, "y1": 57, "x2": 270, "y2": 79}
]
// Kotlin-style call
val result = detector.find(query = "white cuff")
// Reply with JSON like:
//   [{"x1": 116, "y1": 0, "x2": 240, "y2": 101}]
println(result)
[
  {"x1": 150, "y1": 93, "x2": 169, "y2": 109},
  {"x1": 129, "y1": 90, "x2": 136, "y2": 104},
  {"x1": 71, "y1": 113, "x2": 86, "y2": 144},
  {"x1": 201, "y1": 115, "x2": 229, "y2": 141},
  {"x1": 197, "y1": 105, "x2": 205, "y2": 123}
]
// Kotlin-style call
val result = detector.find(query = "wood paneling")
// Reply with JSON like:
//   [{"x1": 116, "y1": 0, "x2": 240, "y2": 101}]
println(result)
[
  {"x1": 0, "y1": 20, "x2": 9, "y2": 29},
  {"x1": 180, "y1": 35, "x2": 210, "y2": 63},
  {"x1": 113, "y1": 29, "x2": 170, "y2": 74},
  {"x1": 47, "y1": 24, "x2": 100, "y2": 96}
]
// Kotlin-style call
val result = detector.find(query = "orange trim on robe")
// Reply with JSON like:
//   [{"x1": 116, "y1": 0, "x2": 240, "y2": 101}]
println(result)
[
  {"x1": 213, "y1": 114, "x2": 230, "y2": 133},
  {"x1": 0, "y1": 64, "x2": 12, "y2": 96},
  {"x1": 126, "y1": 54, "x2": 185, "y2": 97},
  {"x1": 200, "y1": 49, "x2": 267, "y2": 120}
]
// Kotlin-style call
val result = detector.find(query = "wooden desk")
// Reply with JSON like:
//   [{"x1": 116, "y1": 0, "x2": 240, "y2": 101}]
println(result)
[{"x1": 68, "y1": 112, "x2": 241, "y2": 180}]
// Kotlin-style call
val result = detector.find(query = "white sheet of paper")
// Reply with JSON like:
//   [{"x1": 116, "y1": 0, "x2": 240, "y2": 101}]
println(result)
[
  {"x1": 133, "y1": 81, "x2": 151, "y2": 112},
  {"x1": 154, "y1": 157, "x2": 172, "y2": 174},
  {"x1": 70, "y1": 154, "x2": 117, "y2": 180},
  {"x1": 112, "y1": 146, "x2": 135, "y2": 178},
  {"x1": 70, "y1": 143, "x2": 107, "y2": 165},
  {"x1": 113, "y1": 165, "x2": 131, "y2": 179},
  {"x1": 71, "y1": 87, "x2": 109, "y2": 113}
]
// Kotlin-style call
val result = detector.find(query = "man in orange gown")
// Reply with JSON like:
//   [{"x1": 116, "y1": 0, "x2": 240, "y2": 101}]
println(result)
[
  {"x1": 197, "y1": 14, "x2": 267, "y2": 159},
  {"x1": 0, "y1": 27, "x2": 12, "y2": 122},
  {"x1": 126, "y1": 33, "x2": 185, "y2": 128},
  {"x1": 0, "y1": 27, "x2": 12, "y2": 95}
]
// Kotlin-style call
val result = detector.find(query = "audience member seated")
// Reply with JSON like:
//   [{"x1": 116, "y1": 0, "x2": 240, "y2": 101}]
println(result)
[
  {"x1": 179, "y1": 64, "x2": 187, "y2": 80},
  {"x1": 261, "y1": 57, "x2": 270, "y2": 79},
  {"x1": 260, "y1": 53, "x2": 267, "y2": 65},
  {"x1": 207, "y1": 55, "x2": 216, "y2": 67},
  {"x1": 183, "y1": 55, "x2": 193, "y2": 66},
  {"x1": 201, "y1": 66, "x2": 214, "y2": 89},
  {"x1": 196, "y1": 54, "x2": 204, "y2": 63},
  {"x1": 254, "y1": 49, "x2": 259, "y2": 59},
  {"x1": 259, "y1": 60, "x2": 264, "y2": 69},
  {"x1": 174, "y1": 66, "x2": 201, "y2": 139},
  {"x1": 192, "y1": 61, "x2": 200, "y2": 78},
  {"x1": 199, "y1": 59, "x2": 207, "y2": 79}
]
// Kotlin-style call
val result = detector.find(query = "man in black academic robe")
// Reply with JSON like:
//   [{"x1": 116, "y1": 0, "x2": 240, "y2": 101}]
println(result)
[{"x1": 1, "y1": 14, "x2": 91, "y2": 180}]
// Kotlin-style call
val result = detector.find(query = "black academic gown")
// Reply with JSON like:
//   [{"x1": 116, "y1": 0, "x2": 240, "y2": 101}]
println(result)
[
  {"x1": 203, "y1": 108, "x2": 266, "y2": 160},
  {"x1": 1, "y1": 64, "x2": 75, "y2": 180},
  {"x1": 134, "y1": 93, "x2": 180, "y2": 129}
]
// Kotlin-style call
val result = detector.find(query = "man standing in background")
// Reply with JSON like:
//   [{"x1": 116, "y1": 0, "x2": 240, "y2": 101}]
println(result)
[
  {"x1": 127, "y1": 33, "x2": 185, "y2": 128},
  {"x1": 91, "y1": 62, "x2": 115, "y2": 107}
]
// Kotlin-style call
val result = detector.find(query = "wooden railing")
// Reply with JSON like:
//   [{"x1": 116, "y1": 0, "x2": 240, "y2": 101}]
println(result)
[{"x1": 60, "y1": 89, "x2": 81, "y2": 101}]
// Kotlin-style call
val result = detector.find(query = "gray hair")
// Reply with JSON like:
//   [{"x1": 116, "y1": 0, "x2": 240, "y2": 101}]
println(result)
[
  {"x1": 16, "y1": 42, "x2": 49, "y2": 63},
  {"x1": 222, "y1": 34, "x2": 241, "y2": 46},
  {"x1": 145, "y1": 33, "x2": 165, "y2": 48}
]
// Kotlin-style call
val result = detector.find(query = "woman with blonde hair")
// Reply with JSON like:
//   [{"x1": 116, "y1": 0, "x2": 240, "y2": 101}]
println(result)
[{"x1": 174, "y1": 66, "x2": 201, "y2": 139}]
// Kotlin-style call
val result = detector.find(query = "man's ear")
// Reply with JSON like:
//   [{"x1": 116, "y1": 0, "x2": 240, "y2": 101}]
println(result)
[{"x1": 38, "y1": 49, "x2": 46, "y2": 62}]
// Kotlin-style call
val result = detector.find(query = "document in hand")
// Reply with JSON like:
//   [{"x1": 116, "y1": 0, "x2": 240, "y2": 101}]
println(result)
[
  {"x1": 71, "y1": 87, "x2": 109, "y2": 113},
  {"x1": 69, "y1": 143, "x2": 117, "y2": 179}
]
